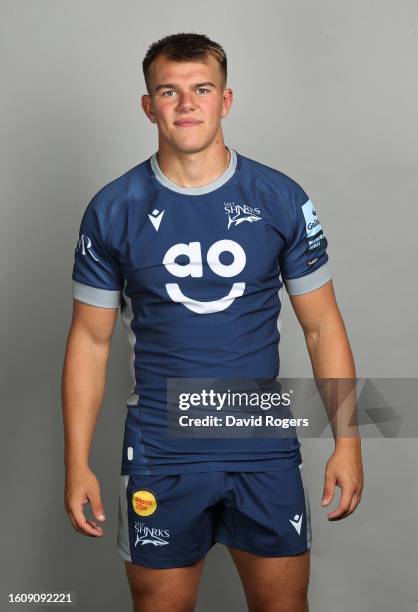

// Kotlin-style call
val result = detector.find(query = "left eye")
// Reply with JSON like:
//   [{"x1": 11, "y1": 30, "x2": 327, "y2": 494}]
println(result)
[{"x1": 162, "y1": 88, "x2": 209, "y2": 97}]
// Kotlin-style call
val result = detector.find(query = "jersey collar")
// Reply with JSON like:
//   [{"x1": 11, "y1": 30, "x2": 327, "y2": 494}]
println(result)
[{"x1": 148, "y1": 146, "x2": 238, "y2": 195}]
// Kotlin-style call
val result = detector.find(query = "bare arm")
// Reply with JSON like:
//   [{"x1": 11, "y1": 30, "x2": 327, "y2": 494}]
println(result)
[
  {"x1": 290, "y1": 280, "x2": 355, "y2": 378},
  {"x1": 289, "y1": 280, "x2": 364, "y2": 520},
  {"x1": 61, "y1": 299, "x2": 119, "y2": 537}
]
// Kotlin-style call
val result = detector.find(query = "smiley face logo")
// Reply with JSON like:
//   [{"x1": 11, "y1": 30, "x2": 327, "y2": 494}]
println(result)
[
  {"x1": 132, "y1": 490, "x2": 158, "y2": 517},
  {"x1": 163, "y1": 240, "x2": 246, "y2": 314}
]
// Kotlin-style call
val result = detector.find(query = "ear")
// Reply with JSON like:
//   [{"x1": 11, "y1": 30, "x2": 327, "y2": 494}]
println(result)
[
  {"x1": 141, "y1": 94, "x2": 157, "y2": 123},
  {"x1": 221, "y1": 88, "x2": 233, "y2": 118}
]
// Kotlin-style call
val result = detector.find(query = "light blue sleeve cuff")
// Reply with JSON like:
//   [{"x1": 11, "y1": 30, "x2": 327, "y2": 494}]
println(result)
[
  {"x1": 284, "y1": 260, "x2": 332, "y2": 295},
  {"x1": 72, "y1": 280, "x2": 121, "y2": 308}
]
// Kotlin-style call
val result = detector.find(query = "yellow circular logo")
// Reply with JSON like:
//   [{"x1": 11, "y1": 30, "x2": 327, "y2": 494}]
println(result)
[{"x1": 132, "y1": 490, "x2": 157, "y2": 516}]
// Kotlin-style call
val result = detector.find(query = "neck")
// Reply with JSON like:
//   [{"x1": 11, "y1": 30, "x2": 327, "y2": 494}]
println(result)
[{"x1": 156, "y1": 140, "x2": 231, "y2": 188}]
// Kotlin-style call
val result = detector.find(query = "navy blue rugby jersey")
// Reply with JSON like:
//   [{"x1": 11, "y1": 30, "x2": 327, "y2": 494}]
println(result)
[{"x1": 72, "y1": 147, "x2": 332, "y2": 475}]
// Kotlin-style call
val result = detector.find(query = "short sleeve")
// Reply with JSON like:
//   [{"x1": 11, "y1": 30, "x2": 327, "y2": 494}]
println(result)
[
  {"x1": 279, "y1": 184, "x2": 332, "y2": 295},
  {"x1": 72, "y1": 195, "x2": 123, "y2": 308}
]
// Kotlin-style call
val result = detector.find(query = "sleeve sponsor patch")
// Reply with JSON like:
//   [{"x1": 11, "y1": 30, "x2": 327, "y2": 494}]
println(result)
[{"x1": 301, "y1": 199, "x2": 322, "y2": 238}]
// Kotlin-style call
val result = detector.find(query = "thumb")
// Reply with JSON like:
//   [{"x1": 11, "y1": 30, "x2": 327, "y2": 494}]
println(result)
[
  {"x1": 322, "y1": 473, "x2": 335, "y2": 506},
  {"x1": 89, "y1": 490, "x2": 106, "y2": 521}
]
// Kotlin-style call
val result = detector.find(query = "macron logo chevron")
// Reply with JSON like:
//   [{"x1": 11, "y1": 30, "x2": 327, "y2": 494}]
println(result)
[
  {"x1": 289, "y1": 513, "x2": 303, "y2": 535},
  {"x1": 148, "y1": 208, "x2": 165, "y2": 231}
]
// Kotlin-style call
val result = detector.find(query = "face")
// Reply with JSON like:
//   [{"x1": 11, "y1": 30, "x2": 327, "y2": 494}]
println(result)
[{"x1": 141, "y1": 54, "x2": 233, "y2": 154}]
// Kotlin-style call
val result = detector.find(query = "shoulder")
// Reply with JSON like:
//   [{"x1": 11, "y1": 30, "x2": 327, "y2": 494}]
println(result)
[
  {"x1": 237, "y1": 151, "x2": 309, "y2": 208},
  {"x1": 85, "y1": 157, "x2": 155, "y2": 221}
]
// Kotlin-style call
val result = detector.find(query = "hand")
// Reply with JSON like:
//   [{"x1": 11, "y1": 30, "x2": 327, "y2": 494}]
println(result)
[
  {"x1": 64, "y1": 465, "x2": 106, "y2": 537},
  {"x1": 322, "y1": 442, "x2": 364, "y2": 520}
]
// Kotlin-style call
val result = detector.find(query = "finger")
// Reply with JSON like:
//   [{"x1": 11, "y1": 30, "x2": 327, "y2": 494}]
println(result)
[
  {"x1": 86, "y1": 519, "x2": 104, "y2": 535},
  {"x1": 88, "y1": 490, "x2": 106, "y2": 523},
  {"x1": 65, "y1": 501, "x2": 82, "y2": 533},
  {"x1": 322, "y1": 474, "x2": 336, "y2": 506},
  {"x1": 67, "y1": 511, "x2": 88, "y2": 536},
  {"x1": 343, "y1": 487, "x2": 363, "y2": 516},
  {"x1": 69, "y1": 512, "x2": 103, "y2": 537},
  {"x1": 330, "y1": 495, "x2": 357, "y2": 521},
  {"x1": 70, "y1": 505, "x2": 104, "y2": 536},
  {"x1": 346, "y1": 493, "x2": 362, "y2": 517},
  {"x1": 327, "y1": 487, "x2": 355, "y2": 520}
]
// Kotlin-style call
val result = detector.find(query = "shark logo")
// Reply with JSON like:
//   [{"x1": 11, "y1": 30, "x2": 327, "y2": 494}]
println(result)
[
  {"x1": 289, "y1": 513, "x2": 303, "y2": 535},
  {"x1": 227, "y1": 212, "x2": 262, "y2": 229},
  {"x1": 134, "y1": 532, "x2": 169, "y2": 547},
  {"x1": 224, "y1": 201, "x2": 262, "y2": 230},
  {"x1": 134, "y1": 522, "x2": 170, "y2": 547}
]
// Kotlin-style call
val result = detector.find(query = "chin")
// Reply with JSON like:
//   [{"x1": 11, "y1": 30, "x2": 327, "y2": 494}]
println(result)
[{"x1": 173, "y1": 138, "x2": 211, "y2": 155}]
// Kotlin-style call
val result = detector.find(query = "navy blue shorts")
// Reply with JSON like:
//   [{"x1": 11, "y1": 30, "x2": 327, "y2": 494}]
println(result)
[{"x1": 117, "y1": 463, "x2": 311, "y2": 569}]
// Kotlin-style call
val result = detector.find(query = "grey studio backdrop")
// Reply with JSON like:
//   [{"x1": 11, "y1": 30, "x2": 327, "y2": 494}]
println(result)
[{"x1": 1, "y1": 1, "x2": 417, "y2": 611}]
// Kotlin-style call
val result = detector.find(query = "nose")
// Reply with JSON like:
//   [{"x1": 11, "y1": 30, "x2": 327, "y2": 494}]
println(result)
[{"x1": 177, "y1": 91, "x2": 196, "y2": 111}]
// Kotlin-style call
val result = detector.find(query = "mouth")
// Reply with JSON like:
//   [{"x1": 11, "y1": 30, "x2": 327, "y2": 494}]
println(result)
[{"x1": 174, "y1": 120, "x2": 203, "y2": 127}]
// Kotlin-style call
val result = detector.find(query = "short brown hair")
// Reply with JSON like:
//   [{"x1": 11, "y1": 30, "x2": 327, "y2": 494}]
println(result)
[{"x1": 142, "y1": 32, "x2": 227, "y2": 94}]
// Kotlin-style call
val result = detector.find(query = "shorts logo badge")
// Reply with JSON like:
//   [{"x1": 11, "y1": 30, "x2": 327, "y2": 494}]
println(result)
[
  {"x1": 134, "y1": 521, "x2": 170, "y2": 547},
  {"x1": 132, "y1": 489, "x2": 158, "y2": 516},
  {"x1": 289, "y1": 513, "x2": 303, "y2": 535}
]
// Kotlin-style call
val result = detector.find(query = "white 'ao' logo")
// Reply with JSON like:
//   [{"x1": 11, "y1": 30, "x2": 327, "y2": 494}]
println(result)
[{"x1": 163, "y1": 239, "x2": 246, "y2": 314}]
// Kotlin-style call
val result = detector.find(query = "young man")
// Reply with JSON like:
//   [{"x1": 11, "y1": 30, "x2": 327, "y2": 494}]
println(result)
[{"x1": 62, "y1": 33, "x2": 364, "y2": 612}]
